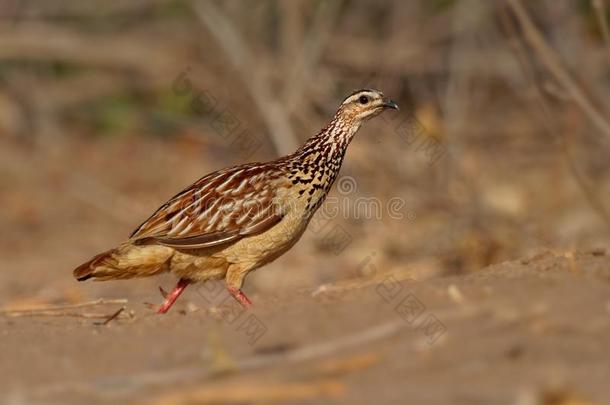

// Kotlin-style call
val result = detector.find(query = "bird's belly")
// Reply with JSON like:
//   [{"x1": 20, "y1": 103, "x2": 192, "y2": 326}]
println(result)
[
  {"x1": 169, "y1": 249, "x2": 230, "y2": 281},
  {"x1": 223, "y1": 208, "x2": 309, "y2": 269},
  {"x1": 167, "y1": 201, "x2": 310, "y2": 279}
]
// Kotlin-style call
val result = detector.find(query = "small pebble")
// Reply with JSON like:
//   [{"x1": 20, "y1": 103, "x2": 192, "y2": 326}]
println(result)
[{"x1": 447, "y1": 284, "x2": 464, "y2": 304}]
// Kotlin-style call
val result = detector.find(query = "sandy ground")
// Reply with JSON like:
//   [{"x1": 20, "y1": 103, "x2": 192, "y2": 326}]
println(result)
[
  {"x1": 1, "y1": 249, "x2": 609, "y2": 405},
  {"x1": 1, "y1": 139, "x2": 609, "y2": 405}
]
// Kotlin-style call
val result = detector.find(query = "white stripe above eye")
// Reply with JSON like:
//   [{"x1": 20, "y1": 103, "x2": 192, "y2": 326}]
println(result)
[{"x1": 342, "y1": 91, "x2": 378, "y2": 105}]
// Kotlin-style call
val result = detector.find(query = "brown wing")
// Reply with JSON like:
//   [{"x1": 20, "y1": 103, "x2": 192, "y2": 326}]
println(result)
[{"x1": 129, "y1": 163, "x2": 287, "y2": 249}]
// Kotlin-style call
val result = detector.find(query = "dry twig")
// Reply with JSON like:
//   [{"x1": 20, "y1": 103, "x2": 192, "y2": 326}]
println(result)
[
  {"x1": 507, "y1": 0, "x2": 610, "y2": 141},
  {"x1": 98, "y1": 306, "x2": 127, "y2": 325},
  {"x1": 0, "y1": 298, "x2": 128, "y2": 316}
]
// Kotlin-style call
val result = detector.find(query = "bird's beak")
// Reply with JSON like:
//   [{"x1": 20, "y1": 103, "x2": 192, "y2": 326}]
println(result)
[{"x1": 382, "y1": 98, "x2": 399, "y2": 110}]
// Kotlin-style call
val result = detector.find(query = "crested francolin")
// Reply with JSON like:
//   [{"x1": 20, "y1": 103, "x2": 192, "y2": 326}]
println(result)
[{"x1": 74, "y1": 89, "x2": 398, "y2": 313}]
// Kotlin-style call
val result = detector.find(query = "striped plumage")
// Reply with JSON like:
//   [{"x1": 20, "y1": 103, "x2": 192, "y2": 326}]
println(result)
[{"x1": 74, "y1": 89, "x2": 398, "y2": 313}]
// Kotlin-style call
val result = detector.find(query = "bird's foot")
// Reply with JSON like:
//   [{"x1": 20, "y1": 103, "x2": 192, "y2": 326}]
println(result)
[
  {"x1": 227, "y1": 287, "x2": 252, "y2": 309},
  {"x1": 157, "y1": 278, "x2": 191, "y2": 314}
]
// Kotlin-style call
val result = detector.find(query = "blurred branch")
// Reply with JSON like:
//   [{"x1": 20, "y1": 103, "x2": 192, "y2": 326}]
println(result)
[
  {"x1": 29, "y1": 73, "x2": 133, "y2": 105},
  {"x1": 0, "y1": 0, "x2": 174, "y2": 20},
  {"x1": 0, "y1": 23, "x2": 192, "y2": 76},
  {"x1": 507, "y1": 0, "x2": 610, "y2": 141},
  {"x1": 325, "y1": 36, "x2": 522, "y2": 76},
  {"x1": 592, "y1": 0, "x2": 610, "y2": 55},
  {"x1": 281, "y1": 0, "x2": 343, "y2": 114},
  {"x1": 191, "y1": 0, "x2": 299, "y2": 155},
  {"x1": 500, "y1": 5, "x2": 610, "y2": 230},
  {"x1": 279, "y1": 0, "x2": 305, "y2": 68}
]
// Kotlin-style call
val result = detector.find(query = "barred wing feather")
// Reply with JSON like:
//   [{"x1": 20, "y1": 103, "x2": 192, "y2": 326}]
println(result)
[{"x1": 129, "y1": 164, "x2": 286, "y2": 249}]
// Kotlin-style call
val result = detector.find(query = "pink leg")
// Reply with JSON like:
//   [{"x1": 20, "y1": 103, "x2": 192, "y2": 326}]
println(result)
[
  {"x1": 157, "y1": 278, "x2": 190, "y2": 314},
  {"x1": 228, "y1": 286, "x2": 252, "y2": 309}
]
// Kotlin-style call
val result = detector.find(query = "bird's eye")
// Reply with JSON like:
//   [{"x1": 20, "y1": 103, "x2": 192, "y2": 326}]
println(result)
[{"x1": 359, "y1": 95, "x2": 369, "y2": 105}]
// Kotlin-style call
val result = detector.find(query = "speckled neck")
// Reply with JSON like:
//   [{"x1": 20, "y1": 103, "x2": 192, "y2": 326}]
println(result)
[{"x1": 282, "y1": 111, "x2": 363, "y2": 212}]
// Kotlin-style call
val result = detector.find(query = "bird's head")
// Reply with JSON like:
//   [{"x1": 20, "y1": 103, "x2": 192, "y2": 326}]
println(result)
[{"x1": 337, "y1": 89, "x2": 399, "y2": 124}]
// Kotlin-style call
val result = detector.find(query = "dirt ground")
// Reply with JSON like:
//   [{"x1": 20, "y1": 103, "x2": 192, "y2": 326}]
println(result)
[
  {"x1": 1, "y1": 134, "x2": 610, "y2": 405},
  {"x1": 0, "y1": 142, "x2": 608, "y2": 405},
  {"x1": 1, "y1": 248, "x2": 609, "y2": 405}
]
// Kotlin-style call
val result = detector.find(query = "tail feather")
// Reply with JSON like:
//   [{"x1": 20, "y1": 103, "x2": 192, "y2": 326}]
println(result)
[
  {"x1": 73, "y1": 244, "x2": 173, "y2": 281},
  {"x1": 73, "y1": 249, "x2": 118, "y2": 281}
]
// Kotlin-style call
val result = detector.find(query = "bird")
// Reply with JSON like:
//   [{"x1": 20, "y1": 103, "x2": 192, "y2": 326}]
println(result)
[{"x1": 73, "y1": 89, "x2": 398, "y2": 314}]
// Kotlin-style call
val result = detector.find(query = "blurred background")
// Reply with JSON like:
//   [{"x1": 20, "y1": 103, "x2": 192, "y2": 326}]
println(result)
[{"x1": 1, "y1": 0, "x2": 610, "y2": 403}]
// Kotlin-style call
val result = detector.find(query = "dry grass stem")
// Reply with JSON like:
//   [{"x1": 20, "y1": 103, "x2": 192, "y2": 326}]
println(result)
[{"x1": 0, "y1": 298, "x2": 128, "y2": 316}]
